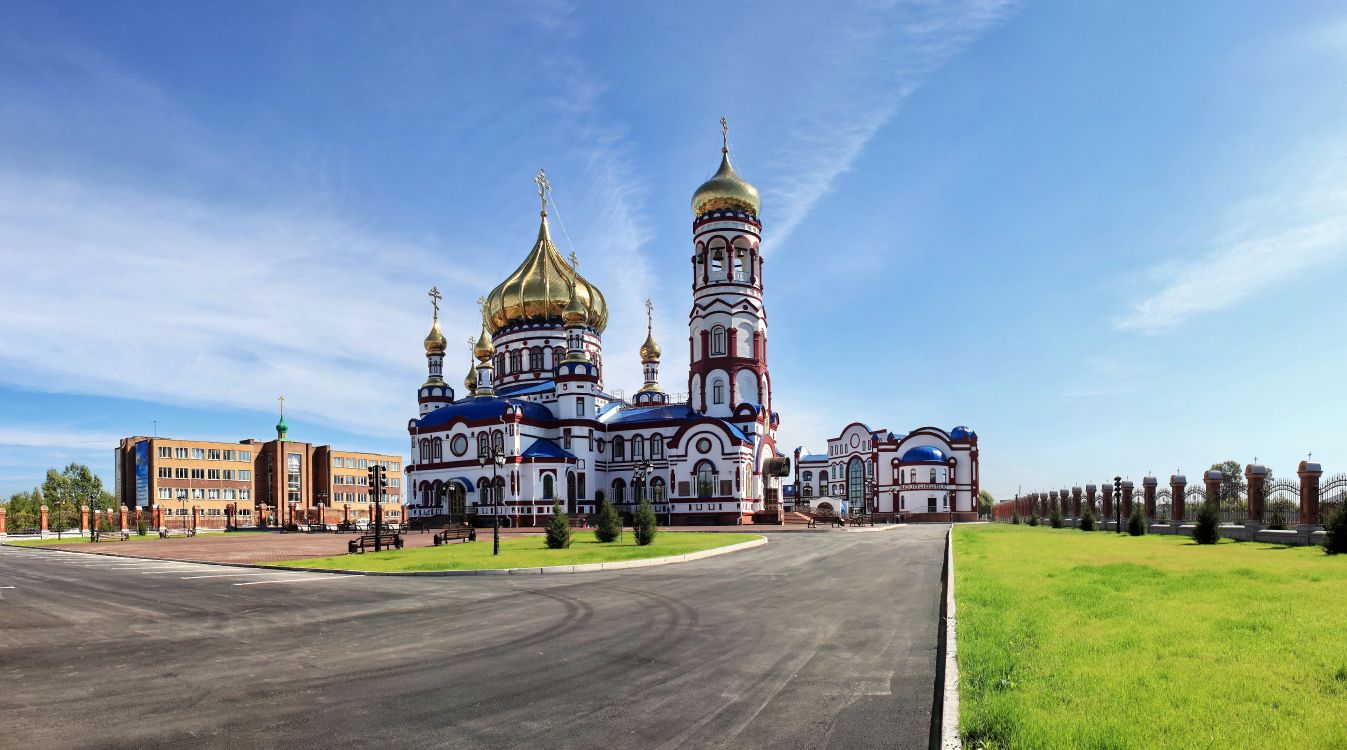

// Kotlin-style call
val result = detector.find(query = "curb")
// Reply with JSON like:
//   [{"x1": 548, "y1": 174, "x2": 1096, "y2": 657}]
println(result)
[
  {"x1": 930, "y1": 526, "x2": 961, "y2": 749},
  {"x1": 5, "y1": 536, "x2": 768, "y2": 576}
]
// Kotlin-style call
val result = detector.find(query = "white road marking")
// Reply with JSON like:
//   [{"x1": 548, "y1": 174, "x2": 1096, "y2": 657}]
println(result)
[
  {"x1": 0, "y1": 586, "x2": 15, "y2": 589},
  {"x1": 180, "y1": 573, "x2": 262, "y2": 579},
  {"x1": 232, "y1": 576, "x2": 352, "y2": 586}
]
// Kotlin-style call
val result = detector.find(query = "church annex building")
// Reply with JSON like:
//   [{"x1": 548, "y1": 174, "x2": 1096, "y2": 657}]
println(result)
[{"x1": 403, "y1": 129, "x2": 979, "y2": 526}]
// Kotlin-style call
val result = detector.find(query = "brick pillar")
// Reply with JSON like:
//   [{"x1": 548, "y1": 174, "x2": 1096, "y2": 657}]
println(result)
[
  {"x1": 1085, "y1": 484, "x2": 1097, "y2": 516},
  {"x1": 1204, "y1": 470, "x2": 1223, "y2": 506},
  {"x1": 120, "y1": 506, "x2": 129, "y2": 532},
  {"x1": 191, "y1": 506, "x2": 199, "y2": 531},
  {"x1": 0, "y1": 507, "x2": 7, "y2": 534},
  {"x1": 153, "y1": 505, "x2": 163, "y2": 529},
  {"x1": 1072, "y1": 486, "x2": 1082, "y2": 518},
  {"x1": 80, "y1": 505, "x2": 90, "y2": 534},
  {"x1": 1101, "y1": 484, "x2": 1113, "y2": 520},
  {"x1": 1047, "y1": 491, "x2": 1057, "y2": 518},
  {"x1": 1142, "y1": 476, "x2": 1157, "y2": 519},
  {"x1": 1245, "y1": 464, "x2": 1267, "y2": 524},
  {"x1": 1298, "y1": 461, "x2": 1323, "y2": 527},
  {"x1": 1121, "y1": 481, "x2": 1134, "y2": 519},
  {"x1": 344, "y1": 503, "x2": 351, "y2": 527},
  {"x1": 1170, "y1": 475, "x2": 1187, "y2": 522},
  {"x1": 39, "y1": 505, "x2": 49, "y2": 534}
]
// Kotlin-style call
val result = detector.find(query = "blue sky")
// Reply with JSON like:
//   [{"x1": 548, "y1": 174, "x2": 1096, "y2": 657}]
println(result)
[{"x1": 3, "y1": 1, "x2": 1347, "y2": 499}]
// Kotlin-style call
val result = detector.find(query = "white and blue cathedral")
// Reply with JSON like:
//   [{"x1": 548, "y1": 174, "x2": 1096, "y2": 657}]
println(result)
[{"x1": 405, "y1": 136, "x2": 790, "y2": 526}]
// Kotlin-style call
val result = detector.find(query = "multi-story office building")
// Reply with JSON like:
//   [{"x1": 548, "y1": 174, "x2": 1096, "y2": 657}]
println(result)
[{"x1": 115, "y1": 418, "x2": 403, "y2": 528}]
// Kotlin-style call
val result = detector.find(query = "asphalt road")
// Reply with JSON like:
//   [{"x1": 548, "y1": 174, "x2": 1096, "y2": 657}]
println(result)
[{"x1": 0, "y1": 525, "x2": 947, "y2": 749}]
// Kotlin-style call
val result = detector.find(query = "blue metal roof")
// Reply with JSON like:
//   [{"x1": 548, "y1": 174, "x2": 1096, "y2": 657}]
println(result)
[
  {"x1": 601, "y1": 404, "x2": 749, "y2": 443},
  {"x1": 799, "y1": 454, "x2": 829, "y2": 463},
  {"x1": 521, "y1": 438, "x2": 575, "y2": 460},
  {"x1": 414, "y1": 397, "x2": 554, "y2": 429},
  {"x1": 498, "y1": 381, "x2": 555, "y2": 397},
  {"x1": 901, "y1": 445, "x2": 947, "y2": 463},
  {"x1": 950, "y1": 426, "x2": 976, "y2": 440}
]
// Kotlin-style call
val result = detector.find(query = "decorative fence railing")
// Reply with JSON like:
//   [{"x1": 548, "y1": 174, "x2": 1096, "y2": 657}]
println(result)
[
  {"x1": 1263, "y1": 478, "x2": 1300, "y2": 529},
  {"x1": 1183, "y1": 487, "x2": 1208, "y2": 523},
  {"x1": 1154, "y1": 489, "x2": 1172, "y2": 522}
]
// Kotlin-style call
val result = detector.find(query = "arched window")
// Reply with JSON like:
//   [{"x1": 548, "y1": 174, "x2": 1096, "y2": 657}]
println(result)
[
  {"x1": 432, "y1": 438, "x2": 442, "y2": 460},
  {"x1": 711, "y1": 326, "x2": 727, "y2": 355},
  {"x1": 801, "y1": 485, "x2": 813, "y2": 498},
  {"x1": 492, "y1": 430, "x2": 505, "y2": 454},
  {"x1": 633, "y1": 477, "x2": 646, "y2": 502},
  {"x1": 612, "y1": 478, "x2": 626, "y2": 504},
  {"x1": 612, "y1": 436, "x2": 626, "y2": 461},
  {"x1": 553, "y1": 347, "x2": 565, "y2": 368},
  {"x1": 819, "y1": 470, "x2": 828, "y2": 489},
  {"x1": 419, "y1": 439, "x2": 430, "y2": 461},
  {"x1": 803, "y1": 471, "x2": 813, "y2": 483},
  {"x1": 632, "y1": 435, "x2": 645, "y2": 460},
  {"x1": 477, "y1": 433, "x2": 489, "y2": 457},
  {"x1": 930, "y1": 468, "x2": 937, "y2": 483},
  {"x1": 542, "y1": 474, "x2": 554, "y2": 499},
  {"x1": 733, "y1": 252, "x2": 745, "y2": 281},
  {"x1": 509, "y1": 350, "x2": 522, "y2": 373},
  {"x1": 848, "y1": 458, "x2": 865, "y2": 511},
  {"x1": 651, "y1": 477, "x2": 666, "y2": 503},
  {"x1": 712, "y1": 380, "x2": 725, "y2": 404},
  {"x1": 496, "y1": 353, "x2": 504, "y2": 373},
  {"x1": 529, "y1": 347, "x2": 544, "y2": 370},
  {"x1": 651, "y1": 434, "x2": 664, "y2": 459},
  {"x1": 696, "y1": 463, "x2": 715, "y2": 498}
]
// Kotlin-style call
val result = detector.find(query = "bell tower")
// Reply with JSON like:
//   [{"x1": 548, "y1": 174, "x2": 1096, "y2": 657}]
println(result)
[{"x1": 687, "y1": 119, "x2": 771, "y2": 422}]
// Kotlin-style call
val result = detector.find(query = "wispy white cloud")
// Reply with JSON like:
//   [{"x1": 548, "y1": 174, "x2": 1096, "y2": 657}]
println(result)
[
  {"x1": 762, "y1": 0, "x2": 1019, "y2": 249},
  {"x1": 1117, "y1": 146, "x2": 1347, "y2": 332}
]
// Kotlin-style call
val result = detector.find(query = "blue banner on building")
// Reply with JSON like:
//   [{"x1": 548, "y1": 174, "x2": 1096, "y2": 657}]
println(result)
[{"x1": 135, "y1": 441, "x2": 149, "y2": 507}]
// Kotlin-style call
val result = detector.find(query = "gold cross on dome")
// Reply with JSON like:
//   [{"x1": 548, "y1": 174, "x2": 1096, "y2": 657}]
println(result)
[
  {"x1": 645, "y1": 298, "x2": 653, "y2": 328},
  {"x1": 568, "y1": 251, "x2": 579, "y2": 270},
  {"x1": 428, "y1": 286, "x2": 442, "y2": 320},
  {"x1": 278, "y1": 394, "x2": 285, "y2": 417},
  {"x1": 534, "y1": 169, "x2": 550, "y2": 213},
  {"x1": 720, "y1": 116, "x2": 729, "y2": 153}
]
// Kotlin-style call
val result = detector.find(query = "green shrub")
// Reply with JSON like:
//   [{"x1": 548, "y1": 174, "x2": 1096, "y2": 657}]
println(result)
[
  {"x1": 594, "y1": 499, "x2": 622, "y2": 543},
  {"x1": 1323, "y1": 503, "x2": 1347, "y2": 555},
  {"x1": 1079, "y1": 505, "x2": 1096, "y2": 531},
  {"x1": 1266, "y1": 499, "x2": 1295, "y2": 531},
  {"x1": 545, "y1": 501, "x2": 571, "y2": 549},
  {"x1": 1011, "y1": 506, "x2": 1021, "y2": 525},
  {"x1": 1050, "y1": 501, "x2": 1064, "y2": 529},
  {"x1": 1127, "y1": 504, "x2": 1146, "y2": 536},
  {"x1": 1028, "y1": 513, "x2": 1039, "y2": 527},
  {"x1": 1193, "y1": 497, "x2": 1221, "y2": 544},
  {"x1": 136, "y1": 518, "x2": 148, "y2": 536},
  {"x1": 634, "y1": 498, "x2": 657, "y2": 546}
]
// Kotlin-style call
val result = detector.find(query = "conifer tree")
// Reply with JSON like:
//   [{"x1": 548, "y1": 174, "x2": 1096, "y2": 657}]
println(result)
[
  {"x1": 1079, "y1": 504, "x2": 1096, "y2": 531},
  {"x1": 634, "y1": 497, "x2": 657, "y2": 546},
  {"x1": 1050, "y1": 501, "x2": 1064, "y2": 529},
  {"x1": 1323, "y1": 504, "x2": 1347, "y2": 555},
  {"x1": 1127, "y1": 503, "x2": 1146, "y2": 536},
  {"x1": 545, "y1": 501, "x2": 571, "y2": 549},
  {"x1": 1028, "y1": 512, "x2": 1039, "y2": 527},
  {"x1": 594, "y1": 498, "x2": 622, "y2": 543},
  {"x1": 1193, "y1": 493, "x2": 1221, "y2": 545},
  {"x1": 1011, "y1": 505, "x2": 1021, "y2": 525}
]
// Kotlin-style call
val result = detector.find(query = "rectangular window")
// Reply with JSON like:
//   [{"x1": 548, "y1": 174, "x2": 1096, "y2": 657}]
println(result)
[
  {"x1": 334, "y1": 457, "x2": 345, "y2": 468},
  {"x1": 158, "y1": 488, "x2": 172, "y2": 499},
  {"x1": 223, "y1": 469, "x2": 234, "y2": 480},
  {"x1": 175, "y1": 447, "x2": 189, "y2": 459},
  {"x1": 928, "y1": 497, "x2": 937, "y2": 513},
  {"x1": 207, "y1": 469, "x2": 220, "y2": 480},
  {"x1": 223, "y1": 489, "x2": 236, "y2": 500},
  {"x1": 192, "y1": 488, "x2": 204, "y2": 500},
  {"x1": 388, "y1": 478, "x2": 400, "y2": 488},
  {"x1": 208, "y1": 449, "x2": 222, "y2": 460},
  {"x1": 238, "y1": 450, "x2": 252, "y2": 462},
  {"x1": 190, "y1": 468, "x2": 205, "y2": 480},
  {"x1": 176, "y1": 488, "x2": 189, "y2": 499},
  {"x1": 239, "y1": 489, "x2": 251, "y2": 501},
  {"x1": 575, "y1": 397, "x2": 584, "y2": 417},
  {"x1": 207, "y1": 489, "x2": 220, "y2": 500},
  {"x1": 287, "y1": 453, "x2": 302, "y2": 503},
  {"x1": 157, "y1": 446, "x2": 171, "y2": 458},
  {"x1": 158, "y1": 467, "x2": 172, "y2": 478},
  {"x1": 238, "y1": 470, "x2": 251, "y2": 481},
  {"x1": 563, "y1": 430, "x2": 572, "y2": 450},
  {"x1": 224, "y1": 450, "x2": 236, "y2": 461},
  {"x1": 174, "y1": 468, "x2": 186, "y2": 479},
  {"x1": 192, "y1": 448, "x2": 205, "y2": 460}
]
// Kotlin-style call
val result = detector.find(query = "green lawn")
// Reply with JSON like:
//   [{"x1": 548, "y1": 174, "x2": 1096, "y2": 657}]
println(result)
[
  {"x1": 7, "y1": 531, "x2": 261, "y2": 547},
  {"x1": 954, "y1": 524, "x2": 1347, "y2": 750},
  {"x1": 266, "y1": 531, "x2": 761, "y2": 572}
]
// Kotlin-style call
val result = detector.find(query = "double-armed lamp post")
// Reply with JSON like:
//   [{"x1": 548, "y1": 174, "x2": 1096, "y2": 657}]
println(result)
[{"x1": 1114, "y1": 476, "x2": 1123, "y2": 534}]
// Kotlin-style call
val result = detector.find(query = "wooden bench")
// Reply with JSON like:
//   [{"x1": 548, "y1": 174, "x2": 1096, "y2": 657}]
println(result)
[
  {"x1": 347, "y1": 533, "x2": 404, "y2": 553},
  {"x1": 158, "y1": 528, "x2": 197, "y2": 539},
  {"x1": 433, "y1": 526, "x2": 476, "y2": 545},
  {"x1": 807, "y1": 514, "x2": 844, "y2": 528},
  {"x1": 94, "y1": 529, "x2": 130, "y2": 542},
  {"x1": 847, "y1": 514, "x2": 875, "y2": 527}
]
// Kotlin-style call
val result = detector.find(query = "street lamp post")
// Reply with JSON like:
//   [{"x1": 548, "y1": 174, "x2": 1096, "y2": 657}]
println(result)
[
  {"x1": 480, "y1": 449, "x2": 506, "y2": 556},
  {"x1": 1114, "y1": 476, "x2": 1123, "y2": 534}
]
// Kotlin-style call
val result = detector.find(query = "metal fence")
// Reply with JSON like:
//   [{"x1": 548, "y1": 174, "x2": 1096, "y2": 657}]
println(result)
[
  {"x1": 1182, "y1": 487, "x2": 1207, "y2": 523},
  {"x1": 1153, "y1": 489, "x2": 1172, "y2": 522},
  {"x1": 1263, "y1": 479, "x2": 1300, "y2": 529},
  {"x1": 1320, "y1": 474, "x2": 1347, "y2": 526}
]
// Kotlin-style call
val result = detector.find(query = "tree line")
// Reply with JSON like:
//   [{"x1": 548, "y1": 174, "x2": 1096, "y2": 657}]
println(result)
[{"x1": 2, "y1": 463, "x2": 113, "y2": 537}]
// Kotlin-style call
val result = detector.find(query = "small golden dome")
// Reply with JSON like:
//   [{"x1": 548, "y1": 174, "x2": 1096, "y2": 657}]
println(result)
[
  {"x1": 640, "y1": 328, "x2": 662, "y2": 362},
  {"x1": 562, "y1": 282, "x2": 588, "y2": 325},
  {"x1": 483, "y1": 214, "x2": 608, "y2": 334},
  {"x1": 463, "y1": 362, "x2": 475, "y2": 391},
  {"x1": 691, "y1": 150, "x2": 760, "y2": 217},
  {"x1": 423, "y1": 319, "x2": 447, "y2": 355},
  {"x1": 473, "y1": 326, "x2": 494, "y2": 361}
]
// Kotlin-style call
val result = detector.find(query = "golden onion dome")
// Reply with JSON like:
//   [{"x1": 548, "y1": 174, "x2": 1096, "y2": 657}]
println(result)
[
  {"x1": 423, "y1": 319, "x2": 447, "y2": 355},
  {"x1": 463, "y1": 362, "x2": 475, "y2": 391},
  {"x1": 562, "y1": 282, "x2": 588, "y2": 325},
  {"x1": 640, "y1": 328, "x2": 662, "y2": 362},
  {"x1": 691, "y1": 149, "x2": 760, "y2": 217},
  {"x1": 473, "y1": 326, "x2": 494, "y2": 361},
  {"x1": 483, "y1": 214, "x2": 607, "y2": 334}
]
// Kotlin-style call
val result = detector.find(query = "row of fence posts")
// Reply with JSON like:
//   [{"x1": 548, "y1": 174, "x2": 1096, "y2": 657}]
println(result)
[
  {"x1": 0, "y1": 504, "x2": 209, "y2": 536},
  {"x1": 992, "y1": 461, "x2": 1342, "y2": 542}
]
